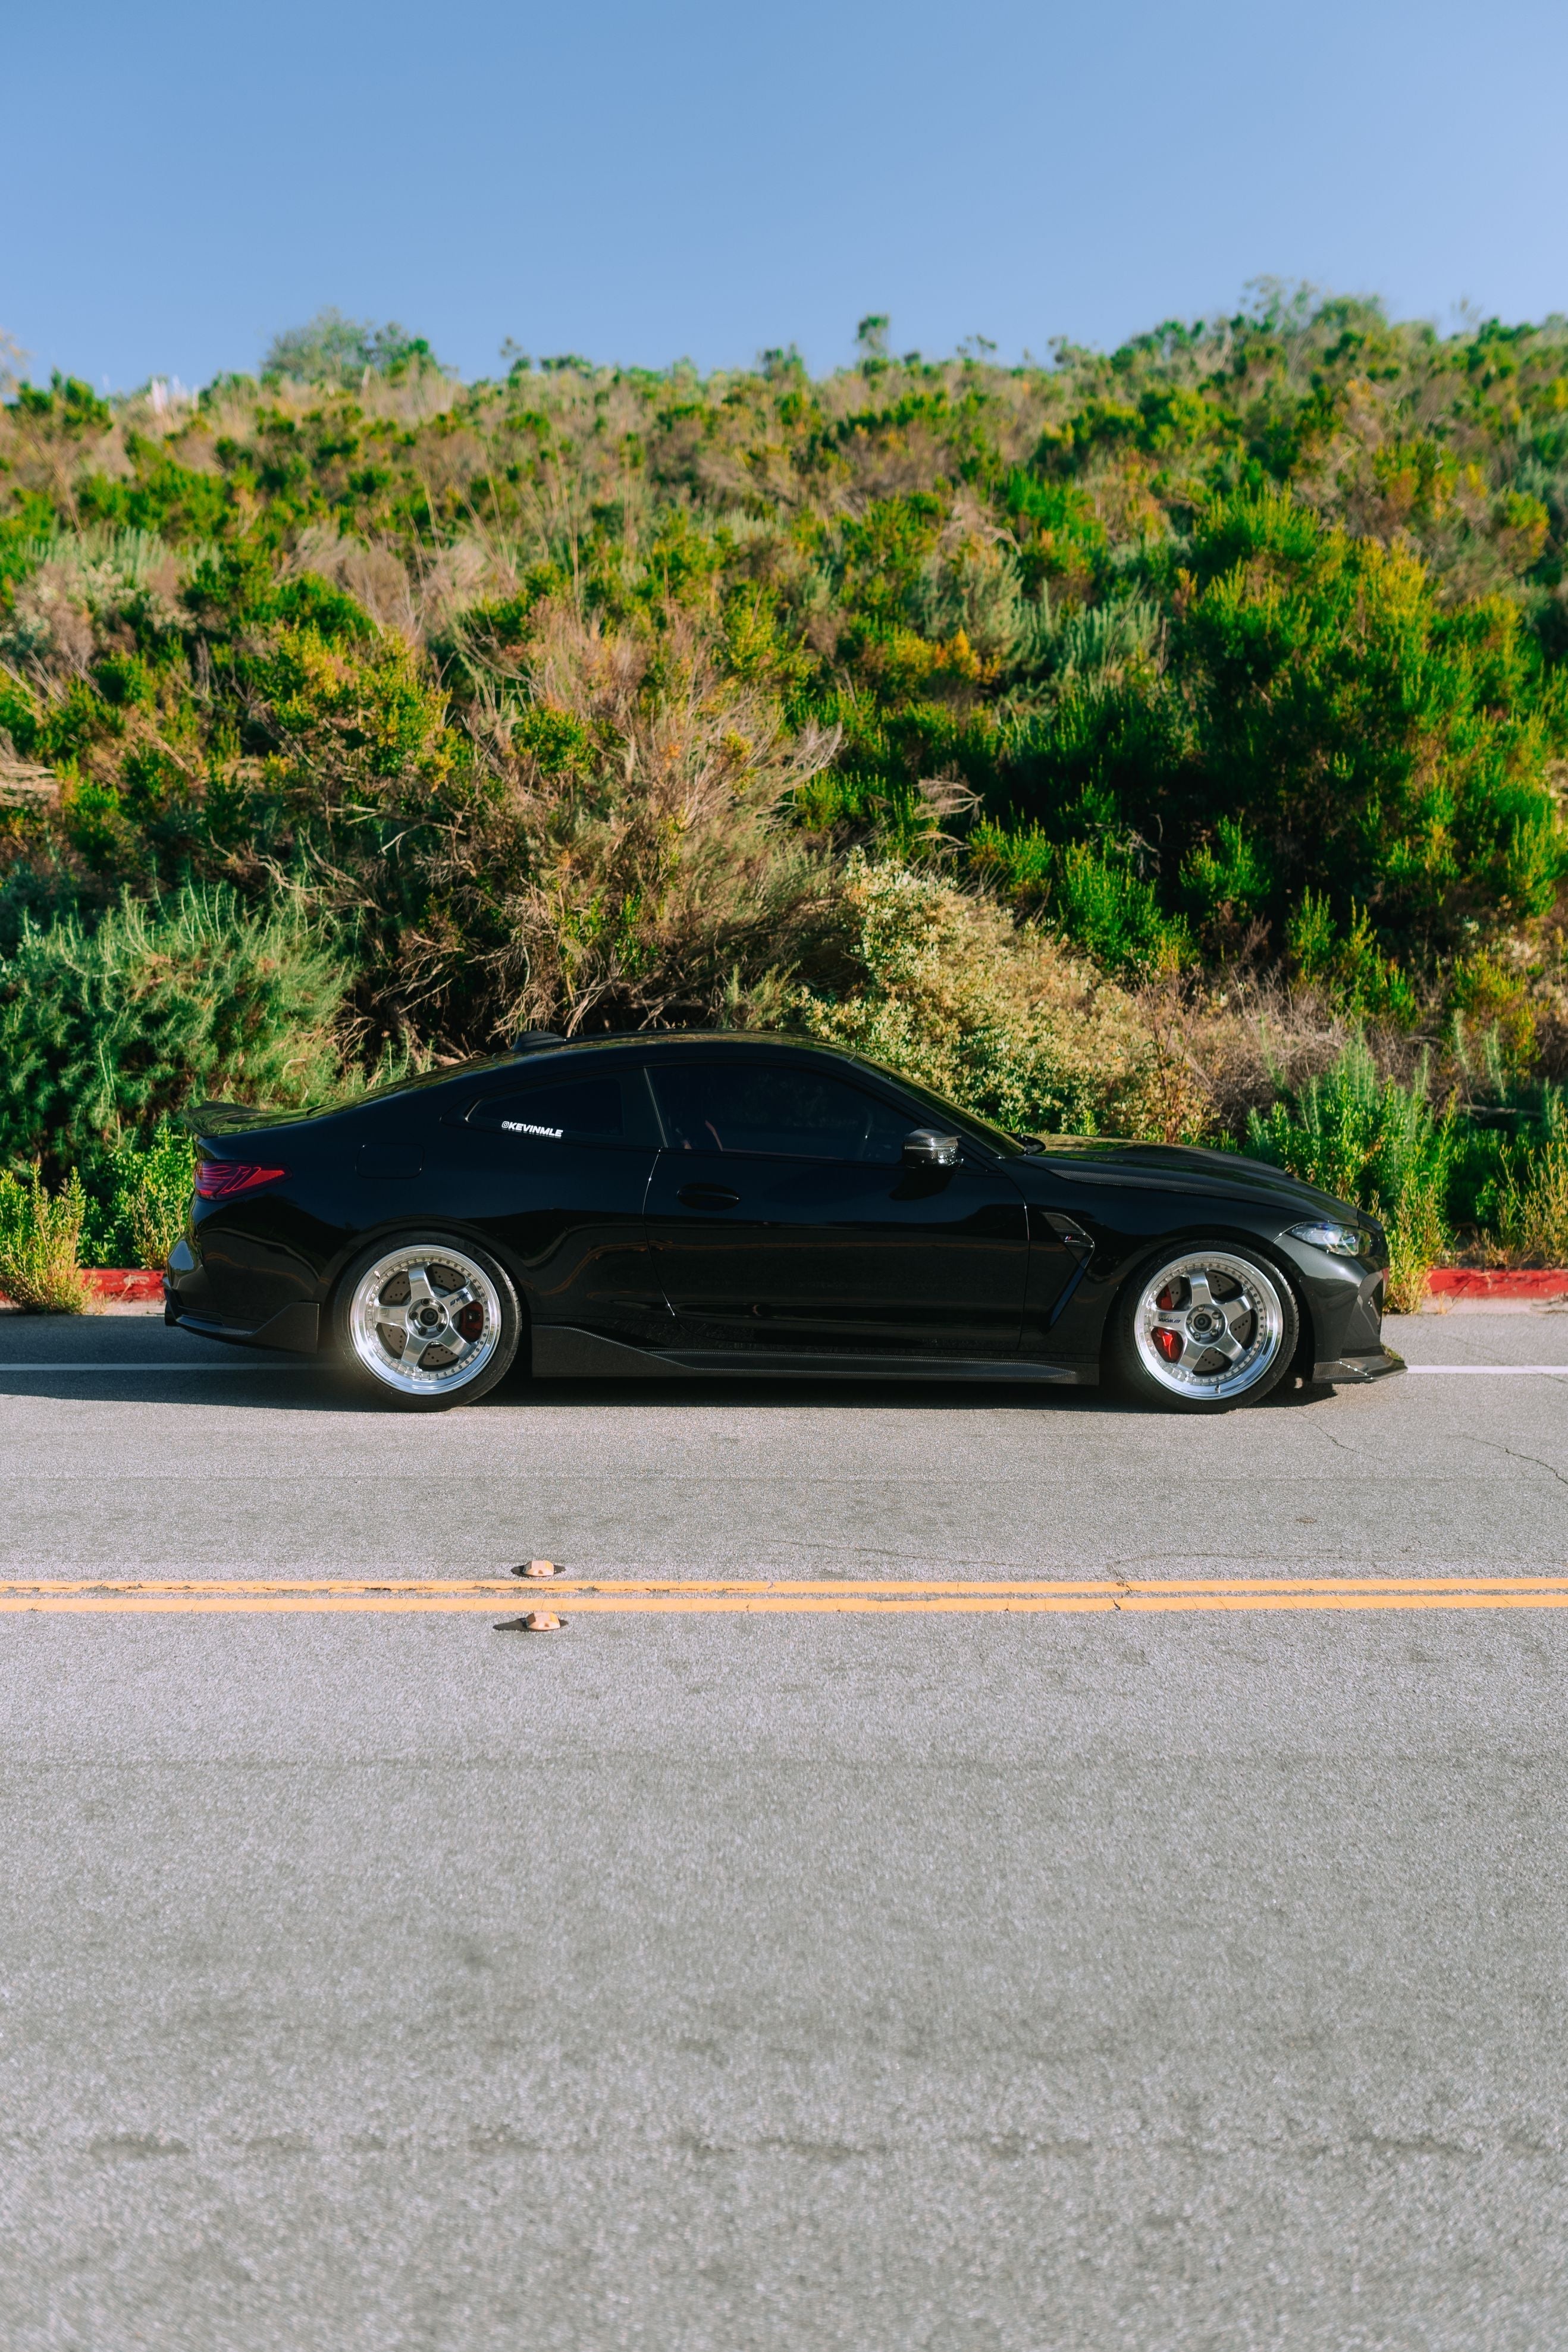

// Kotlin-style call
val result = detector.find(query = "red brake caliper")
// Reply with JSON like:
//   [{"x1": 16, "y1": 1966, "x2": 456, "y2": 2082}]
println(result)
[{"x1": 1153, "y1": 1282, "x2": 1183, "y2": 1362}]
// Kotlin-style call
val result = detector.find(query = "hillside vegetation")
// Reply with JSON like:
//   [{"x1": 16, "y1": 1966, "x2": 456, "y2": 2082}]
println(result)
[{"x1": 4, "y1": 288, "x2": 1568, "y2": 1288}]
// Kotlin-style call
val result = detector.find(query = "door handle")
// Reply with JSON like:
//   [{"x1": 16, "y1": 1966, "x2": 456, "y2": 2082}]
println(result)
[{"x1": 678, "y1": 1184, "x2": 741, "y2": 1209}]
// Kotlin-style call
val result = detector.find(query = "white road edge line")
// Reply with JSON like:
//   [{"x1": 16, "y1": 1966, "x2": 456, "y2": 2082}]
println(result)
[{"x1": 1406, "y1": 1365, "x2": 1568, "y2": 1376}]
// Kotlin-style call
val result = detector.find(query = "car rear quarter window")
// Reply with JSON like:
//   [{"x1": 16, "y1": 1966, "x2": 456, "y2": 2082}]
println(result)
[
  {"x1": 467, "y1": 1072, "x2": 653, "y2": 1145},
  {"x1": 648, "y1": 1062, "x2": 912, "y2": 1163}
]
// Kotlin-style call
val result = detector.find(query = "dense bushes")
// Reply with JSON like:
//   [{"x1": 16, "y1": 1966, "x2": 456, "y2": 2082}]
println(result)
[
  {"x1": 1495, "y1": 1133, "x2": 1568, "y2": 1263},
  {"x1": 0, "y1": 1125, "x2": 197, "y2": 1293},
  {"x1": 767, "y1": 857, "x2": 1153, "y2": 1136},
  {"x1": 0, "y1": 1168, "x2": 90, "y2": 1312},
  {"x1": 6, "y1": 293, "x2": 1568, "y2": 1285},
  {"x1": 6, "y1": 294, "x2": 1568, "y2": 1017},
  {"x1": 1246, "y1": 1042, "x2": 1457, "y2": 1310},
  {"x1": 0, "y1": 883, "x2": 353, "y2": 1167},
  {"x1": 79, "y1": 1118, "x2": 197, "y2": 1268}
]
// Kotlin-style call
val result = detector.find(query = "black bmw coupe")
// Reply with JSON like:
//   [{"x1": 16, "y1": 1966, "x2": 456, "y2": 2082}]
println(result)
[{"x1": 164, "y1": 1030, "x2": 1403, "y2": 1413}]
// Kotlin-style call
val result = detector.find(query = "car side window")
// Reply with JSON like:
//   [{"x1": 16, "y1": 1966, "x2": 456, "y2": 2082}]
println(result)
[
  {"x1": 648, "y1": 1062, "x2": 912, "y2": 1164},
  {"x1": 468, "y1": 1072, "x2": 650, "y2": 1146}
]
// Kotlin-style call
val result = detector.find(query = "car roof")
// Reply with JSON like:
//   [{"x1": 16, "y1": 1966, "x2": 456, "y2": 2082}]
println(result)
[
  {"x1": 196, "y1": 1031, "x2": 939, "y2": 1147},
  {"x1": 487, "y1": 1030, "x2": 953, "y2": 1102},
  {"x1": 508, "y1": 1030, "x2": 882, "y2": 1070},
  {"x1": 557, "y1": 1030, "x2": 829, "y2": 1052}
]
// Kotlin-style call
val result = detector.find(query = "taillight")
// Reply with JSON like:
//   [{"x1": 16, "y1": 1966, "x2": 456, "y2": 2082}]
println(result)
[{"x1": 195, "y1": 1162, "x2": 288, "y2": 1200}]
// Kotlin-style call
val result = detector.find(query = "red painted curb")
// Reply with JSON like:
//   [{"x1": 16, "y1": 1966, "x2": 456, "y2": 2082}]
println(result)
[
  {"x1": 1428, "y1": 1268, "x2": 1568, "y2": 1300},
  {"x1": 86, "y1": 1268, "x2": 165, "y2": 1302},
  {"x1": 0, "y1": 1269, "x2": 164, "y2": 1307}
]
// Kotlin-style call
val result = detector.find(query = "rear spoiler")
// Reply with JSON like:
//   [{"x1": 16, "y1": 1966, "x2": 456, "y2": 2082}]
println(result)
[{"x1": 182, "y1": 1101, "x2": 310, "y2": 1137}]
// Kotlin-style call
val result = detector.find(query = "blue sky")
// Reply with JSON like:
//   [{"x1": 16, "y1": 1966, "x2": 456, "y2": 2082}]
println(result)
[{"x1": 6, "y1": 0, "x2": 1566, "y2": 389}]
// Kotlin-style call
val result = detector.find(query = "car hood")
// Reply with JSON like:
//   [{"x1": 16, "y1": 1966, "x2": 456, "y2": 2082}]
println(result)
[{"x1": 1021, "y1": 1136, "x2": 1366, "y2": 1226}]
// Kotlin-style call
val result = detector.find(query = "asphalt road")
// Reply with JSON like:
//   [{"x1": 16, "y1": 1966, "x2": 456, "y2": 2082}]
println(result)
[
  {"x1": 1, "y1": 1306, "x2": 1567, "y2": 1579},
  {"x1": 4, "y1": 1313, "x2": 1568, "y2": 2348}
]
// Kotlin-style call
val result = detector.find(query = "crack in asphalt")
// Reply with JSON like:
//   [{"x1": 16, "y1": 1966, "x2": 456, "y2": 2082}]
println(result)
[
  {"x1": 1313, "y1": 1427, "x2": 1367, "y2": 1457},
  {"x1": 1503, "y1": 1446, "x2": 1568, "y2": 1492},
  {"x1": 1465, "y1": 1434, "x2": 1568, "y2": 1493}
]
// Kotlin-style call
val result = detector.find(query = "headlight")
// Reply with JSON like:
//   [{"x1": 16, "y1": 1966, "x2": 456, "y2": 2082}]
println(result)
[{"x1": 1287, "y1": 1218, "x2": 1369, "y2": 1258}]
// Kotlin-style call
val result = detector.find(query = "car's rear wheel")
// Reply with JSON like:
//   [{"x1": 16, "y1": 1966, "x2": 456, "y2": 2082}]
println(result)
[
  {"x1": 333, "y1": 1237, "x2": 520, "y2": 1410},
  {"x1": 1109, "y1": 1243, "x2": 1297, "y2": 1413}
]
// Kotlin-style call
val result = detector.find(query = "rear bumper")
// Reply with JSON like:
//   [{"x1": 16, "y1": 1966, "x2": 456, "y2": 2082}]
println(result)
[
  {"x1": 164, "y1": 1285, "x2": 321, "y2": 1355},
  {"x1": 1312, "y1": 1346, "x2": 1405, "y2": 1384},
  {"x1": 164, "y1": 1228, "x2": 322, "y2": 1353}
]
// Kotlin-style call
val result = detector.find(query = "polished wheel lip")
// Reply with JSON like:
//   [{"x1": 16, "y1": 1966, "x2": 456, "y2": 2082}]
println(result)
[
  {"x1": 1133, "y1": 1250, "x2": 1286, "y2": 1401},
  {"x1": 347, "y1": 1244, "x2": 503, "y2": 1396}
]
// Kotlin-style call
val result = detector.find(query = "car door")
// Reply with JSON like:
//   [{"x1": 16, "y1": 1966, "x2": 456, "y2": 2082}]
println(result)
[
  {"x1": 460, "y1": 1064, "x2": 669, "y2": 1344},
  {"x1": 642, "y1": 1056, "x2": 1030, "y2": 1356}
]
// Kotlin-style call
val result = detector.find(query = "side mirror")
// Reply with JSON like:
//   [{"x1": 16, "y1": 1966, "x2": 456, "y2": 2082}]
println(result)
[{"x1": 902, "y1": 1128, "x2": 961, "y2": 1168}]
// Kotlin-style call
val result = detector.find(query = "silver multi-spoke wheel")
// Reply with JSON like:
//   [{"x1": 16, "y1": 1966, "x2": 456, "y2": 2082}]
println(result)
[
  {"x1": 1131, "y1": 1250, "x2": 1288, "y2": 1403},
  {"x1": 347, "y1": 1244, "x2": 505, "y2": 1400}
]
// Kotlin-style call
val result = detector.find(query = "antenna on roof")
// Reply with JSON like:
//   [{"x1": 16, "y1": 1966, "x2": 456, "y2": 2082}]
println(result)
[{"x1": 512, "y1": 1029, "x2": 565, "y2": 1053}]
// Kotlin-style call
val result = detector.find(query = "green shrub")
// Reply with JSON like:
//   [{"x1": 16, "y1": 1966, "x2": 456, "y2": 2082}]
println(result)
[
  {"x1": 1287, "y1": 893, "x2": 1419, "y2": 1025},
  {"x1": 1482, "y1": 1094, "x2": 1568, "y2": 1263},
  {"x1": 79, "y1": 1118, "x2": 197, "y2": 1268},
  {"x1": 1050, "y1": 842, "x2": 1191, "y2": 978},
  {"x1": 0, "y1": 1168, "x2": 90, "y2": 1313},
  {"x1": 1164, "y1": 494, "x2": 1566, "y2": 947},
  {"x1": 1246, "y1": 1038, "x2": 1457, "y2": 1312},
  {"x1": 262, "y1": 309, "x2": 445, "y2": 385},
  {"x1": 1495, "y1": 1143, "x2": 1568, "y2": 1263},
  {"x1": 0, "y1": 885, "x2": 352, "y2": 1168},
  {"x1": 1179, "y1": 818, "x2": 1272, "y2": 948},
  {"x1": 967, "y1": 824, "x2": 1191, "y2": 977}
]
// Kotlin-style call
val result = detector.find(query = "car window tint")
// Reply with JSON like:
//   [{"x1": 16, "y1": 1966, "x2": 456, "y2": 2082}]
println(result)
[
  {"x1": 469, "y1": 1075, "x2": 626, "y2": 1142},
  {"x1": 650, "y1": 1063, "x2": 911, "y2": 1162}
]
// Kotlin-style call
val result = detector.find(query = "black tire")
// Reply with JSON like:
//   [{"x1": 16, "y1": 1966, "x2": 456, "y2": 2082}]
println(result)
[
  {"x1": 1108, "y1": 1241, "x2": 1299, "y2": 1415},
  {"x1": 330, "y1": 1234, "x2": 522, "y2": 1412}
]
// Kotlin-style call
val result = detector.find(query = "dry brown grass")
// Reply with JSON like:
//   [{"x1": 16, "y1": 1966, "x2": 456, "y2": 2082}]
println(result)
[{"x1": 403, "y1": 604, "x2": 843, "y2": 1040}]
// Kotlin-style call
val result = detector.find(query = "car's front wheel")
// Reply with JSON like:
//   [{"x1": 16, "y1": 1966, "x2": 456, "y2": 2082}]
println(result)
[
  {"x1": 332, "y1": 1237, "x2": 520, "y2": 1410},
  {"x1": 1109, "y1": 1244, "x2": 1298, "y2": 1413}
]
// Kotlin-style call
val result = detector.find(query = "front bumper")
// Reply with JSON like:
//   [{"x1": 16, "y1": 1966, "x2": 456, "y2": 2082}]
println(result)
[{"x1": 1311, "y1": 1345, "x2": 1405, "y2": 1384}]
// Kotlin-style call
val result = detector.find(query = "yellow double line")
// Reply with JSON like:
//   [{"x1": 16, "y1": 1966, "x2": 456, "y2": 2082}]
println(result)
[{"x1": 5, "y1": 1577, "x2": 1568, "y2": 1614}]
